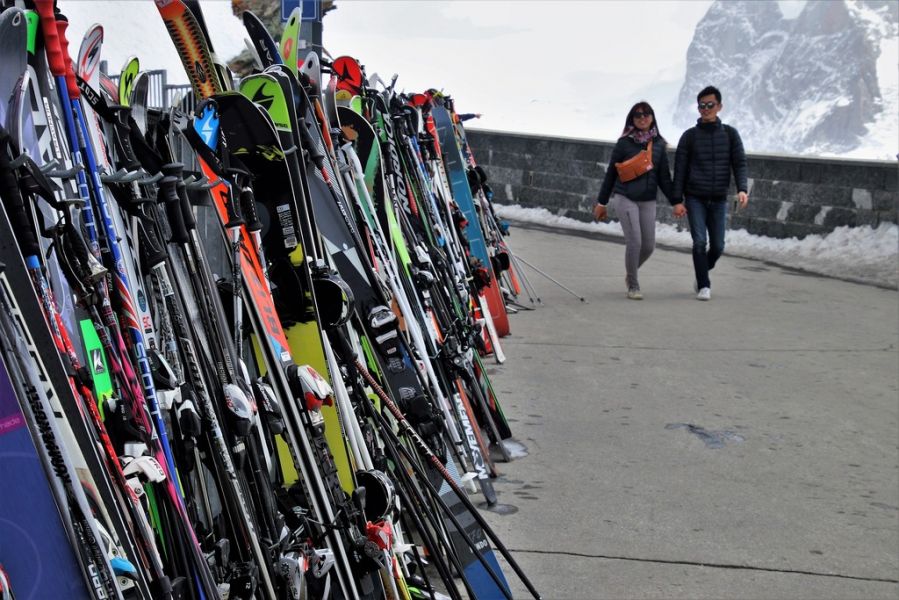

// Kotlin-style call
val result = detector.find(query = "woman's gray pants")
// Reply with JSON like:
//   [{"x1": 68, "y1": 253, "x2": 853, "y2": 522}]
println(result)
[{"x1": 610, "y1": 193, "x2": 656, "y2": 290}]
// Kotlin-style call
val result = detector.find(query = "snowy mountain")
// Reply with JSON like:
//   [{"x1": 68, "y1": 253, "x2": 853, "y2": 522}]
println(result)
[{"x1": 674, "y1": 0, "x2": 898, "y2": 159}]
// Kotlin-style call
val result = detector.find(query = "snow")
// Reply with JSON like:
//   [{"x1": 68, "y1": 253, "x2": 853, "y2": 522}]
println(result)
[
  {"x1": 842, "y1": 1, "x2": 899, "y2": 160},
  {"x1": 494, "y1": 204, "x2": 899, "y2": 289}
]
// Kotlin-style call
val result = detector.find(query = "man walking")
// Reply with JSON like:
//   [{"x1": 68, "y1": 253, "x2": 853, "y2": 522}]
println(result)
[{"x1": 673, "y1": 86, "x2": 749, "y2": 301}]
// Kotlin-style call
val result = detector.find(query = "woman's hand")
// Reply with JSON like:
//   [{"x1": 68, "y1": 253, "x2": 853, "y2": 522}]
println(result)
[
  {"x1": 672, "y1": 203, "x2": 687, "y2": 219},
  {"x1": 593, "y1": 204, "x2": 608, "y2": 221}
]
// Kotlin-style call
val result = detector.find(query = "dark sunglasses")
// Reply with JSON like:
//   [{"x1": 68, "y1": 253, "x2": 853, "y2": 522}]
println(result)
[
  {"x1": 633, "y1": 111, "x2": 652, "y2": 119},
  {"x1": 698, "y1": 101, "x2": 718, "y2": 110}
]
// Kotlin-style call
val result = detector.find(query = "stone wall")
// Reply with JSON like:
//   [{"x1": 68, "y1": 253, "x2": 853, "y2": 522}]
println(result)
[{"x1": 466, "y1": 129, "x2": 898, "y2": 239}]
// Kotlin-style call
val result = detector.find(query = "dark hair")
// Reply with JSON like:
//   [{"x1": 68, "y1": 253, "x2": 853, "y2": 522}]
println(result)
[
  {"x1": 697, "y1": 85, "x2": 721, "y2": 103},
  {"x1": 621, "y1": 101, "x2": 665, "y2": 142}
]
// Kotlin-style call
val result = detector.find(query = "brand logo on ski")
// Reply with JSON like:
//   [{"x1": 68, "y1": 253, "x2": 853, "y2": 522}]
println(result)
[
  {"x1": 90, "y1": 349, "x2": 106, "y2": 375},
  {"x1": 78, "y1": 32, "x2": 104, "y2": 81},
  {"x1": 194, "y1": 106, "x2": 218, "y2": 150},
  {"x1": 76, "y1": 77, "x2": 102, "y2": 107},
  {"x1": 193, "y1": 60, "x2": 207, "y2": 84},
  {"x1": 250, "y1": 84, "x2": 276, "y2": 112}
]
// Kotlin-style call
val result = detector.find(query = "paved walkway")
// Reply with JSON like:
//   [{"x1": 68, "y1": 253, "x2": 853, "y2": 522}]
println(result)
[{"x1": 479, "y1": 223, "x2": 899, "y2": 599}]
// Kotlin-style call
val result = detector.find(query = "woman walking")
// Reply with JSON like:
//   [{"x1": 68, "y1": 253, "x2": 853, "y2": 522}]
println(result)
[{"x1": 594, "y1": 101, "x2": 685, "y2": 299}]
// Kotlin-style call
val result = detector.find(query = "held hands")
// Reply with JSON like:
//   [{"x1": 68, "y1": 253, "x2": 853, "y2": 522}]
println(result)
[
  {"x1": 593, "y1": 204, "x2": 608, "y2": 222},
  {"x1": 672, "y1": 203, "x2": 687, "y2": 219},
  {"x1": 737, "y1": 191, "x2": 749, "y2": 209}
]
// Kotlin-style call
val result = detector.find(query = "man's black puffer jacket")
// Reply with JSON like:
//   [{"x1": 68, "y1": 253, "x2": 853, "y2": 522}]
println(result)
[
  {"x1": 596, "y1": 134, "x2": 675, "y2": 205},
  {"x1": 672, "y1": 118, "x2": 748, "y2": 200}
]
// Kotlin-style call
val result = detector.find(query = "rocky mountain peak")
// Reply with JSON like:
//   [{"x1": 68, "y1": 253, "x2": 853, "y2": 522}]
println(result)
[{"x1": 674, "y1": 0, "x2": 898, "y2": 158}]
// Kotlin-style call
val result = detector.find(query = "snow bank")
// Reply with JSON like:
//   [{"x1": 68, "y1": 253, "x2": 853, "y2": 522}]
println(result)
[{"x1": 495, "y1": 204, "x2": 898, "y2": 288}]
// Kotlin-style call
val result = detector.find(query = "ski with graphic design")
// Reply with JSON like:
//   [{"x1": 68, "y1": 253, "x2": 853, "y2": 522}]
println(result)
[
  {"x1": 0, "y1": 285, "x2": 95, "y2": 600},
  {"x1": 389, "y1": 103, "x2": 514, "y2": 446},
  {"x1": 431, "y1": 103, "x2": 510, "y2": 359},
  {"x1": 4, "y1": 11, "x2": 168, "y2": 598},
  {"x1": 279, "y1": 6, "x2": 302, "y2": 75},
  {"x1": 156, "y1": 3, "x2": 381, "y2": 595},
  {"x1": 241, "y1": 9, "x2": 282, "y2": 70},
  {"x1": 336, "y1": 103, "x2": 502, "y2": 485},
  {"x1": 0, "y1": 189, "x2": 130, "y2": 599},
  {"x1": 118, "y1": 56, "x2": 138, "y2": 106},
  {"x1": 294, "y1": 66, "x2": 515, "y2": 599},
  {"x1": 218, "y1": 74, "x2": 393, "y2": 597},
  {"x1": 31, "y1": 2, "x2": 227, "y2": 596}
]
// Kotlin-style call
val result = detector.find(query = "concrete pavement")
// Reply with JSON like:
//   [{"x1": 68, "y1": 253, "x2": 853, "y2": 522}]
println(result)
[{"x1": 478, "y1": 222, "x2": 899, "y2": 599}]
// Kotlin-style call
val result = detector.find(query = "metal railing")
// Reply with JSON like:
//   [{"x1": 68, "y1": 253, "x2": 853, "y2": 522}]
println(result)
[{"x1": 104, "y1": 64, "x2": 195, "y2": 112}]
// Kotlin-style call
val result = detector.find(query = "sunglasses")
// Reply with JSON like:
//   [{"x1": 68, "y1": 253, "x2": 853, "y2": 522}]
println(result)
[
  {"x1": 698, "y1": 102, "x2": 718, "y2": 110},
  {"x1": 633, "y1": 111, "x2": 652, "y2": 119}
]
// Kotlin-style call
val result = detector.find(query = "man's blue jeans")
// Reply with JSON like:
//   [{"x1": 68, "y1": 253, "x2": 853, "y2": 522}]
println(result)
[{"x1": 685, "y1": 196, "x2": 727, "y2": 289}]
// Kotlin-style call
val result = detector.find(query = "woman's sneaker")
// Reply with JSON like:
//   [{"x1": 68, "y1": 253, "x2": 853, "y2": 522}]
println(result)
[
  {"x1": 627, "y1": 288, "x2": 643, "y2": 300},
  {"x1": 696, "y1": 287, "x2": 711, "y2": 301}
]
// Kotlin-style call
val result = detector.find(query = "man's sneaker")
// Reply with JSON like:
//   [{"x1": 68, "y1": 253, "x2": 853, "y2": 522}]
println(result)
[
  {"x1": 627, "y1": 288, "x2": 643, "y2": 300},
  {"x1": 696, "y1": 287, "x2": 711, "y2": 301}
]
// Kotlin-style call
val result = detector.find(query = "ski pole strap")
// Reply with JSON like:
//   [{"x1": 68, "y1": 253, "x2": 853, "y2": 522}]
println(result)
[
  {"x1": 179, "y1": 122, "x2": 227, "y2": 178},
  {"x1": 296, "y1": 115, "x2": 326, "y2": 168},
  {"x1": 128, "y1": 115, "x2": 165, "y2": 174},
  {"x1": 16, "y1": 154, "x2": 59, "y2": 208},
  {"x1": 137, "y1": 215, "x2": 167, "y2": 271},
  {"x1": 0, "y1": 129, "x2": 40, "y2": 257},
  {"x1": 75, "y1": 76, "x2": 146, "y2": 174}
]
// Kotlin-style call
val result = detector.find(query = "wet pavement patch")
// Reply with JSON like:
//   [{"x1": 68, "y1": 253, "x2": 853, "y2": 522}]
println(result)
[
  {"x1": 665, "y1": 423, "x2": 746, "y2": 449},
  {"x1": 499, "y1": 439, "x2": 529, "y2": 459},
  {"x1": 480, "y1": 502, "x2": 519, "y2": 515}
]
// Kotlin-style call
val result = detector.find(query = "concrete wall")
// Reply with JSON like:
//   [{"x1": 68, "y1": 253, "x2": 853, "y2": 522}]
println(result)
[{"x1": 466, "y1": 129, "x2": 898, "y2": 239}]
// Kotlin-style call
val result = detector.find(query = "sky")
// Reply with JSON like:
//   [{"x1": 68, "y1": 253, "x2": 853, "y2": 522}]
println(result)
[{"x1": 62, "y1": 0, "x2": 813, "y2": 145}]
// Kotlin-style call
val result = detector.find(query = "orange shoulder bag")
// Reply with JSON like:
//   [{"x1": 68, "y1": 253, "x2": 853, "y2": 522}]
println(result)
[{"x1": 614, "y1": 140, "x2": 653, "y2": 182}]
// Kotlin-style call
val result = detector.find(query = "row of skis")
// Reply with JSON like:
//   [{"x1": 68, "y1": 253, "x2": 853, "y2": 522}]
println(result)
[{"x1": 0, "y1": 1, "x2": 539, "y2": 599}]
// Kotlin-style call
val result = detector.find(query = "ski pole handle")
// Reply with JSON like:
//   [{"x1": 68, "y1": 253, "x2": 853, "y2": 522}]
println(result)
[
  {"x1": 55, "y1": 14, "x2": 81, "y2": 99},
  {"x1": 221, "y1": 176, "x2": 244, "y2": 229},
  {"x1": 239, "y1": 185, "x2": 261, "y2": 233},
  {"x1": 161, "y1": 163, "x2": 197, "y2": 234},
  {"x1": 176, "y1": 179, "x2": 197, "y2": 233},
  {"x1": 159, "y1": 175, "x2": 189, "y2": 244},
  {"x1": 33, "y1": 0, "x2": 66, "y2": 77}
]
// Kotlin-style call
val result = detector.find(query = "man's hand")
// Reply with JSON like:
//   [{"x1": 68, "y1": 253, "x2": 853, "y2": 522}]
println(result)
[
  {"x1": 593, "y1": 204, "x2": 607, "y2": 221},
  {"x1": 737, "y1": 191, "x2": 749, "y2": 209},
  {"x1": 672, "y1": 203, "x2": 687, "y2": 219}
]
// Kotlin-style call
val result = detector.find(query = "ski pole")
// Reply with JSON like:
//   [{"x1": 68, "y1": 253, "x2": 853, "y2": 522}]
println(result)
[
  {"x1": 36, "y1": 4, "x2": 216, "y2": 596},
  {"x1": 516, "y1": 254, "x2": 586, "y2": 303},
  {"x1": 509, "y1": 252, "x2": 542, "y2": 305},
  {"x1": 354, "y1": 358, "x2": 542, "y2": 600},
  {"x1": 0, "y1": 133, "x2": 166, "y2": 597}
]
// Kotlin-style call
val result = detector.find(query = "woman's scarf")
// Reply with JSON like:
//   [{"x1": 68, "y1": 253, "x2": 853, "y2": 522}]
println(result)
[{"x1": 620, "y1": 125, "x2": 657, "y2": 145}]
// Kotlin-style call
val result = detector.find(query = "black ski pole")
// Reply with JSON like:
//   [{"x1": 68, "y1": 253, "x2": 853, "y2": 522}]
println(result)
[{"x1": 354, "y1": 359, "x2": 542, "y2": 600}]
